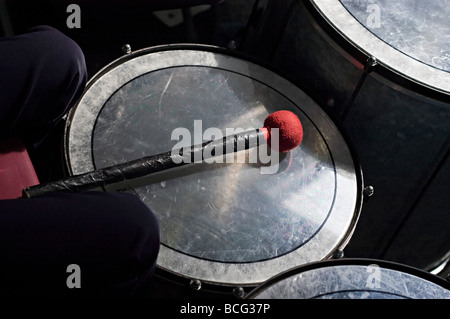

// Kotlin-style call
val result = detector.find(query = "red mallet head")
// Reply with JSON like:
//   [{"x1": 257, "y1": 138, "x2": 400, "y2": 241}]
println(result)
[{"x1": 263, "y1": 110, "x2": 303, "y2": 153}]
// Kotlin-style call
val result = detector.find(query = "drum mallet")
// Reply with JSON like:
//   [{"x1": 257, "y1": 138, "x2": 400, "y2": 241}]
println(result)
[{"x1": 23, "y1": 110, "x2": 303, "y2": 198}]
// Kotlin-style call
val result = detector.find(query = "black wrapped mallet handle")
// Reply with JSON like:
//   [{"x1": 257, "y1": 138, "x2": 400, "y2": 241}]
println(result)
[{"x1": 23, "y1": 129, "x2": 268, "y2": 198}]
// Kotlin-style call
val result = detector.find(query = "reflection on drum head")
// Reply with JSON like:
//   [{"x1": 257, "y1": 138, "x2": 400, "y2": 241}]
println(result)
[
  {"x1": 248, "y1": 259, "x2": 450, "y2": 299},
  {"x1": 65, "y1": 47, "x2": 361, "y2": 286}
]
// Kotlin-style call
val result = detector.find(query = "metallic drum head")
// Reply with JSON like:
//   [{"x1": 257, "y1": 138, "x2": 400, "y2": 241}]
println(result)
[
  {"x1": 248, "y1": 259, "x2": 450, "y2": 299},
  {"x1": 312, "y1": 0, "x2": 450, "y2": 94},
  {"x1": 65, "y1": 46, "x2": 362, "y2": 286},
  {"x1": 340, "y1": 0, "x2": 450, "y2": 73}
]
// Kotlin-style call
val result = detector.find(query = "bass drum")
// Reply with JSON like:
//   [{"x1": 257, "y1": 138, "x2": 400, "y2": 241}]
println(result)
[
  {"x1": 64, "y1": 45, "x2": 363, "y2": 296},
  {"x1": 247, "y1": 258, "x2": 450, "y2": 299}
]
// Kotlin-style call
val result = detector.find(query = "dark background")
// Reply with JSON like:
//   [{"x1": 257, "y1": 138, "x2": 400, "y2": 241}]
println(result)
[{"x1": 1, "y1": 0, "x2": 449, "y2": 297}]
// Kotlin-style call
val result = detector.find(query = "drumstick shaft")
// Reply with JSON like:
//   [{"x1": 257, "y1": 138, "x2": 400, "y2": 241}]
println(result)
[{"x1": 23, "y1": 129, "x2": 267, "y2": 198}]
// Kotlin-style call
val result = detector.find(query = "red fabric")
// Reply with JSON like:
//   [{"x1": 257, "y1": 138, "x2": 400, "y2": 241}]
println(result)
[
  {"x1": 0, "y1": 139, "x2": 39, "y2": 199},
  {"x1": 264, "y1": 110, "x2": 303, "y2": 153}
]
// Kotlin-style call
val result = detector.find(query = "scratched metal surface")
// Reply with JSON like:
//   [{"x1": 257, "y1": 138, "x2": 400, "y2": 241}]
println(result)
[
  {"x1": 340, "y1": 0, "x2": 450, "y2": 72},
  {"x1": 94, "y1": 65, "x2": 336, "y2": 263},
  {"x1": 250, "y1": 260, "x2": 450, "y2": 299},
  {"x1": 309, "y1": 0, "x2": 450, "y2": 96},
  {"x1": 65, "y1": 48, "x2": 359, "y2": 285}
]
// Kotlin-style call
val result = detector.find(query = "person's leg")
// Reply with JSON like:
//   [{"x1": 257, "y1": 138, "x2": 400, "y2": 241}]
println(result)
[
  {"x1": 0, "y1": 25, "x2": 87, "y2": 148},
  {"x1": 0, "y1": 26, "x2": 160, "y2": 298},
  {"x1": 0, "y1": 191, "x2": 160, "y2": 298}
]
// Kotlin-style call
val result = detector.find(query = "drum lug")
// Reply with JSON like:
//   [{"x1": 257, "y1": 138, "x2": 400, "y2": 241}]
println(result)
[
  {"x1": 233, "y1": 287, "x2": 245, "y2": 299},
  {"x1": 326, "y1": 98, "x2": 335, "y2": 108},
  {"x1": 364, "y1": 56, "x2": 378, "y2": 72},
  {"x1": 227, "y1": 40, "x2": 238, "y2": 50},
  {"x1": 122, "y1": 44, "x2": 132, "y2": 55},
  {"x1": 363, "y1": 185, "x2": 375, "y2": 198},
  {"x1": 333, "y1": 249, "x2": 345, "y2": 259},
  {"x1": 189, "y1": 279, "x2": 202, "y2": 291}
]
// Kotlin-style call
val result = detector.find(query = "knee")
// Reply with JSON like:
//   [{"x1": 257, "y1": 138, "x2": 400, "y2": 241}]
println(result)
[
  {"x1": 98, "y1": 191, "x2": 161, "y2": 264},
  {"x1": 69, "y1": 191, "x2": 161, "y2": 296},
  {"x1": 18, "y1": 26, "x2": 88, "y2": 145},
  {"x1": 95, "y1": 191, "x2": 161, "y2": 295},
  {"x1": 28, "y1": 26, "x2": 87, "y2": 84}
]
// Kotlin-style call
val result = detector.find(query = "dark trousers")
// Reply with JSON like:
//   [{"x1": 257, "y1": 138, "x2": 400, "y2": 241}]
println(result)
[{"x1": 0, "y1": 26, "x2": 160, "y2": 297}]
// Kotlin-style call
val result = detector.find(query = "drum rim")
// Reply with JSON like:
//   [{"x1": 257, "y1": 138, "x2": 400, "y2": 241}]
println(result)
[
  {"x1": 245, "y1": 257, "x2": 450, "y2": 298},
  {"x1": 64, "y1": 43, "x2": 364, "y2": 286},
  {"x1": 306, "y1": 0, "x2": 450, "y2": 102}
]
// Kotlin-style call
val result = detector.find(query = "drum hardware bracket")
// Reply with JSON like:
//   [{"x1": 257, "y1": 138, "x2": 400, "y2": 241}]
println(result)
[
  {"x1": 227, "y1": 40, "x2": 237, "y2": 50},
  {"x1": 122, "y1": 44, "x2": 132, "y2": 55},
  {"x1": 332, "y1": 249, "x2": 344, "y2": 259},
  {"x1": 341, "y1": 56, "x2": 378, "y2": 122},
  {"x1": 364, "y1": 56, "x2": 378, "y2": 73},
  {"x1": 326, "y1": 98, "x2": 335, "y2": 108},
  {"x1": 233, "y1": 287, "x2": 246, "y2": 299},
  {"x1": 363, "y1": 185, "x2": 375, "y2": 198},
  {"x1": 189, "y1": 279, "x2": 202, "y2": 291}
]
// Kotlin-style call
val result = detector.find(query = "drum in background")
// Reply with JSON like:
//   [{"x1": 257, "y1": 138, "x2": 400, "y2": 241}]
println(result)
[
  {"x1": 242, "y1": 0, "x2": 450, "y2": 272},
  {"x1": 247, "y1": 258, "x2": 450, "y2": 299},
  {"x1": 64, "y1": 45, "x2": 363, "y2": 295}
]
